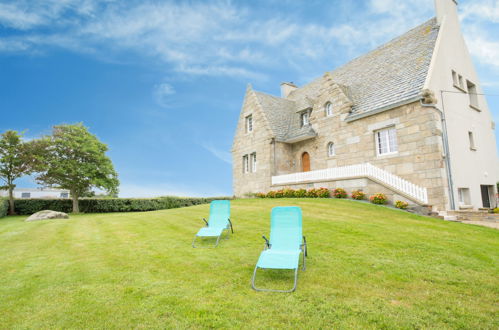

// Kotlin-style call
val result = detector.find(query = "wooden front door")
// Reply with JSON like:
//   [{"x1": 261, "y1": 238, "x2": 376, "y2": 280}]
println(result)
[{"x1": 302, "y1": 152, "x2": 310, "y2": 172}]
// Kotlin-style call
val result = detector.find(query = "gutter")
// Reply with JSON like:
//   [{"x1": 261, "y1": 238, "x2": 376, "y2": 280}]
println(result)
[
  {"x1": 345, "y1": 96, "x2": 421, "y2": 123},
  {"x1": 420, "y1": 96, "x2": 456, "y2": 210}
]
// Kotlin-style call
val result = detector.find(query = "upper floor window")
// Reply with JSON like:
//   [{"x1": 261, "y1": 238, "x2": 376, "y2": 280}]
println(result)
[
  {"x1": 250, "y1": 152, "x2": 257, "y2": 172},
  {"x1": 467, "y1": 80, "x2": 479, "y2": 109},
  {"x1": 452, "y1": 70, "x2": 465, "y2": 91},
  {"x1": 300, "y1": 111, "x2": 310, "y2": 127},
  {"x1": 452, "y1": 70, "x2": 458, "y2": 86},
  {"x1": 245, "y1": 115, "x2": 253, "y2": 133},
  {"x1": 468, "y1": 131, "x2": 476, "y2": 150},
  {"x1": 325, "y1": 102, "x2": 333, "y2": 117},
  {"x1": 242, "y1": 155, "x2": 249, "y2": 173},
  {"x1": 327, "y1": 142, "x2": 335, "y2": 157},
  {"x1": 376, "y1": 127, "x2": 398, "y2": 156},
  {"x1": 21, "y1": 192, "x2": 31, "y2": 198}
]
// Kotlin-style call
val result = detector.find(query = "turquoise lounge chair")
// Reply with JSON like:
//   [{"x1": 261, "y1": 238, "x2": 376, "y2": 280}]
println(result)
[
  {"x1": 251, "y1": 206, "x2": 307, "y2": 292},
  {"x1": 192, "y1": 200, "x2": 233, "y2": 248}
]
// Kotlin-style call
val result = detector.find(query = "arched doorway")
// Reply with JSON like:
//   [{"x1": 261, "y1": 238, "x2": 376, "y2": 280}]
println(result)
[{"x1": 301, "y1": 152, "x2": 310, "y2": 172}]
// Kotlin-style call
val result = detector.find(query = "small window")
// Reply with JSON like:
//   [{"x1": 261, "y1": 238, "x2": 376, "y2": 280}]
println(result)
[
  {"x1": 325, "y1": 102, "x2": 333, "y2": 117},
  {"x1": 376, "y1": 127, "x2": 398, "y2": 156},
  {"x1": 458, "y1": 74, "x2": 464, "y2": 89},
  {"x1": 468, "y1": 131, "x2": 476, "y2": 150},
  {"x1": 245, "y1": 115, "x2": 253, "y2": 133},
  {"x1": 467, "y1": 80, "x2": 479, "y2": 109},
  {"x1": 250, "y1": 152, "x2": 257, "y2": 172},
  {"x1": 452, "y1": 70, "x2": 458, "y2": 86},
  {"x1": 327, "y1": 142, "x2": 335, "y2": 157},
  {"x1": 458, "y1": 188, "x2": 471, "y2": 205},
  {"x1": 242, "y1": 155, "x2": 249, "y2": 173},
  {"x1": 21, "y1": 192, "x2": 31, "y2": 198},
  {"x1": 301, "y1": 112, "x2": 309, "y2": 127},
  {"x1": 60, "y1": 192, "x2": 69, "y2": 198}
]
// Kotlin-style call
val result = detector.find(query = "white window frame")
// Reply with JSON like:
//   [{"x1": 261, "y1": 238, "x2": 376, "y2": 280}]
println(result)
[
  {"x1": 245, "y1": 115, "x2": 253, "y2": 133},
  {"x1": 375, "y1": 127, "x2": 398, "y2": 156},
  {"x1": 458, "y1": 188, "x2": 471, "y2": 205},
  {"x1": 452, "y1": 70, "x2": 458, "y2": 86},
  {"x1": 250, "y1": 152, "x2": 257, "y2": 172},
  {"x1": 301, "y1": 111, "x2": 310, "y2": 127},
  {"x1": 327, "y1": 142, "x2": 335, "y2": 157},
  {"x1": 468, "y1": 131, "x2": 476, "y2": 150},
  {"x1": 466, "y1": 80, "x2": 479, "y2": 109},
  {"x1": 325, "y1": 102, "x2": 333, "y2": 117},
  {"x1": 242, "y1": 155, "x2": 249, "y2": 173}
]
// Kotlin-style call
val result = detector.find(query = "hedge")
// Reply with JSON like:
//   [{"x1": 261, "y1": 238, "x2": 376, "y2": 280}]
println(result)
[
  {"x1": 13, "y1": 197, "x2": 230, "y2": 215},
  {"x1": 0, "y1": 198, "x2": 8, "y2": 218}
]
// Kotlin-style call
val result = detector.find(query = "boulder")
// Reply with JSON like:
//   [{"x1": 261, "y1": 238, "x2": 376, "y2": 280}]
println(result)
[{"x1": 26, "y1": 210, "x2": 69, "y2": 222}]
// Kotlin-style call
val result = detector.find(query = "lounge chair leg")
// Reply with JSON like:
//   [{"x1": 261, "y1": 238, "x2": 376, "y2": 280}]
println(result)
[
  {"x1": 192, "y1": 236, "x2": 198, "y2": 248},
  {"x1": 251, "y1": 267, "x2": 298, "y2": 293},
  {"x1": 214, "y1": 234, "x2": 222, "y2": 247}
]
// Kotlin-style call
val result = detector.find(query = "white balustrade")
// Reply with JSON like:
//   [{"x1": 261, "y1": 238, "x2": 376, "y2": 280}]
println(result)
[{"x1": 271, "y1": 163, "x2": 428, "y2": 204}]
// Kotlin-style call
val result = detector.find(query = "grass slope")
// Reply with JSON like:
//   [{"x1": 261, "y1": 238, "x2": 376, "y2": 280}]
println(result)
[{"x1": 0, "y1": 199, "x2": 497, "y2": 328}]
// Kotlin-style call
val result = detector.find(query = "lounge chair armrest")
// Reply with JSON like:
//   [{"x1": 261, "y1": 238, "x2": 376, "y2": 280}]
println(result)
[
  {"x1": 262, "y1": 235, "x2": 271, "y2": 249},
  {"x1": 228, "y1": 218, "x2": 234, "y2": 233},
  {"x1": 202, "y1": 218, "x2": 209, "y2": 227}
]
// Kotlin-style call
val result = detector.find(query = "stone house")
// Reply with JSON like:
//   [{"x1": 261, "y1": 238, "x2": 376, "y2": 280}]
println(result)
[{"x1": 232, "y1": 0, "x2": 498, "y2": 212}]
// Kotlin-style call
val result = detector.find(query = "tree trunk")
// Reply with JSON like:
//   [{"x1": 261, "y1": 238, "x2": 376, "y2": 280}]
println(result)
[
  {"x1": 71, "y1": 191, "x2": 79, "y2": 213},
  {"x1": 8, "y1": 185, "x2": 15, "y2": 215}
]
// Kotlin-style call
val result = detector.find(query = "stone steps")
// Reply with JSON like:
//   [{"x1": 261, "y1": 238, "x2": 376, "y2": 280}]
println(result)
[{"x1": 435, "y1": 210, "x2": 499, "y2": 222}]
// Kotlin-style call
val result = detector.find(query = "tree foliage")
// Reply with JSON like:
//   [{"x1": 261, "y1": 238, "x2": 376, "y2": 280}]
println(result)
[
  {"x1": 35, "y1": 123, "x2": 119, "y2": 213},
  {"x1": 0, "y1": 130, "x2": 36, "y2": 214}
]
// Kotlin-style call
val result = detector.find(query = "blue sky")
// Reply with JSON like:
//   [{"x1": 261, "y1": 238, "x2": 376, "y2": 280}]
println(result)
[{"x1": 0, "y1": 0, "x2": 498, "y2": 197}]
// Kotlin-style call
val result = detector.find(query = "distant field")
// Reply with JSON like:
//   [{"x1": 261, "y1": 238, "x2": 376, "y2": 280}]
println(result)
[{"x1": 0, "y1": 199, "x2": 497, "y2": 328}]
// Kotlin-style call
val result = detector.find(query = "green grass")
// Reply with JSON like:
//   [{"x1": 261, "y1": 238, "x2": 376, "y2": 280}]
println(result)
[{"x1": 0, "y1": 199, "x2": 498, "y2": 329}]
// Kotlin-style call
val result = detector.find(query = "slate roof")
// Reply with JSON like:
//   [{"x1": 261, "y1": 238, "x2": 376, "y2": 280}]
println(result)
[{"x1": 254, "y1": 18, "x2": 440, "y2": 143}]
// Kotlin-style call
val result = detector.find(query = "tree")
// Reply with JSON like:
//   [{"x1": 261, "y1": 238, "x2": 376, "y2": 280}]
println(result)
[
  {"x1": 35, "y1": 124, "x2": 119, "y2": 213},
  {"x1": 0, "y1": 131, "x2": 35, "y2": 215}
]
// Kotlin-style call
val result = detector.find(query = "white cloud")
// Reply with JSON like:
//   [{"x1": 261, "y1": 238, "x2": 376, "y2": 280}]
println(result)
[
  {"x1": 466, "y1": 34, "x2": 499, "y2": 69},
  {"x1": 153, "y1": 83, "x2": 175, "y2": 108},
  {"x1": 201, "y1": 143, "x2": 232, "y2": 165},
  {"x1": 461, "y1": 0, "x2": 499, "y2": 23}
]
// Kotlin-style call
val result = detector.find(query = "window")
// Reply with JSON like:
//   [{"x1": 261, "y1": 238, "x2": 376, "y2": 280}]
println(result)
[
  {"x1": 60, "y1": 192, "x2": 69, "y2": 198},
  {"x1": 467, "y1": 80, "x2": 479, "y2": 109},
  {"x1": 325, "y1": 102, "x2": 333, "y2": 117},
  {"x1": 468, "y1": 131, "x2": 476, "y2": 150},
  {"x1": 375, "y1": 127, "x2": 398, "y2": 155},
  {"x1": 245, "y1": 115, "x2": 253, "y2": 133},
  {"x1": 300, "y1": 112, "x2": 309, "y2": 126},
  {"x1": 21, "y1": 192, "x2": 31, "y2": 198},
  {"x1": 458, "y1": 74, "x2": 464, "y2": 89},
  {"x1": 242, "y1": 155, "x2": 249, "y2": 173},
  {"x1": 327, "y1": 142, "x2": 335, "y2": 157},
  {"x1": 250, "y1": 152, "x2": 257, "y2": 172},
  {"x1": 452, "y1": 70, "x2": 458, "y2": 86},
  {"x1": 458, "y1": 188, "x2": 471, "y2": 205}
]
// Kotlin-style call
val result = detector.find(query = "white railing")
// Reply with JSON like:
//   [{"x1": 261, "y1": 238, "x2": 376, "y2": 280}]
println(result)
[{"x1": 271, "y1": 163, "x2": 428, "y2": 204}]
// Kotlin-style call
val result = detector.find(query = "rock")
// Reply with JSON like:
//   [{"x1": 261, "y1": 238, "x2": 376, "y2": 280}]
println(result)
[{"x1": 26, "y1": 210, "x2": 69, "y2": 222}]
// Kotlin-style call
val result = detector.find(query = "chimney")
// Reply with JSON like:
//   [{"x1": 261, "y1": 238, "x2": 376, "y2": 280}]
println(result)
[
  {"x1": 435, "y1": 0, "x2": 458, "y2": 25},
  {"x1": 280, "y1": 82, "x2": 297, "y2": 98}
]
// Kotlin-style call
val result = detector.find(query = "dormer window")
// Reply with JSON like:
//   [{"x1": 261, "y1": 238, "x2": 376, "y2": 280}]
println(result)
[
  {"x1": 300, "y1": 112, "x2": 310, "y2": 127},
  {"x1": 325, "y1": 102, "x2": 333, "y2": 117},
  {"x1": 245, "y1": 115, "x2": 253, "y2": 133}
]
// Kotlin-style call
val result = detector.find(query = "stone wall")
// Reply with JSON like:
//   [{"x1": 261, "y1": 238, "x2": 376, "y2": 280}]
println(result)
[{"x1": 232, "y1": 88, "x2": 273, "y2": 197}]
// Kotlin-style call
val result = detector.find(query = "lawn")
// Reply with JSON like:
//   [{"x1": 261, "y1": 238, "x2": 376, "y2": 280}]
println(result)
[{"x1": 0, "y1": 199, "x2": 498, "y2": 328}]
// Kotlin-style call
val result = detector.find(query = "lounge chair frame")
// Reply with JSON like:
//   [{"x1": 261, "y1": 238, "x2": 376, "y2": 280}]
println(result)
[
  {"x1": 192, "y1": 218, "x2": 233, "y2": 248},
  {"x1": 251, "y1": 236, "x2": 307, "y2": 293}
]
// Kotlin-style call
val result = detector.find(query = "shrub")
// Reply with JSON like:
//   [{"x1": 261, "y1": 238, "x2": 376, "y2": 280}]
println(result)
[
  {"x1": 283, "y1": 188, "x2": 295, "y2": 198},
  {"x1": 351, "y1": 190, "x2": 365, "y2": 200},
  {"x1": 294, "y1": 189, "x2": 307, "y2": 198},
  {"x1": 370, "y1": 193, "x2": 387, "y2": 205},
  {"x1": 395, "y1": 200, "x2": 409, "y2": 209},
  {"x1": 266, "y1": 191, "x2": 277, "y2": 198},
  {"x1": 0, "y1": 198, "x2": 8, "y2": 218},
  {"x1": 316, "y1": 188, "x2": 331, "y2": 198},
  {"x1": 255, "y1": 193, "x2": 266, "y2": 198},
  {"x1": 12, "y1": 197, "x2": 229, "y2": 215},
  {"x1": 274, "y1": 190, "x2": 284, "y2": 198},
  {"x1": 332, "y1": 188, "x2": 347, "y2": 198},
  {"x1": 493, "y1": 208, "x2": 499, "y2": 214},
  {"x1": 306, "y1": 188, "x2": 319, "y2": 198}
]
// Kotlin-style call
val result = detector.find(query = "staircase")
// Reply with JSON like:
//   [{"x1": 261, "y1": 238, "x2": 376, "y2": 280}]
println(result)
[{"x1": 436, "y1": 210, "x2": 499, "y2": 222}]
